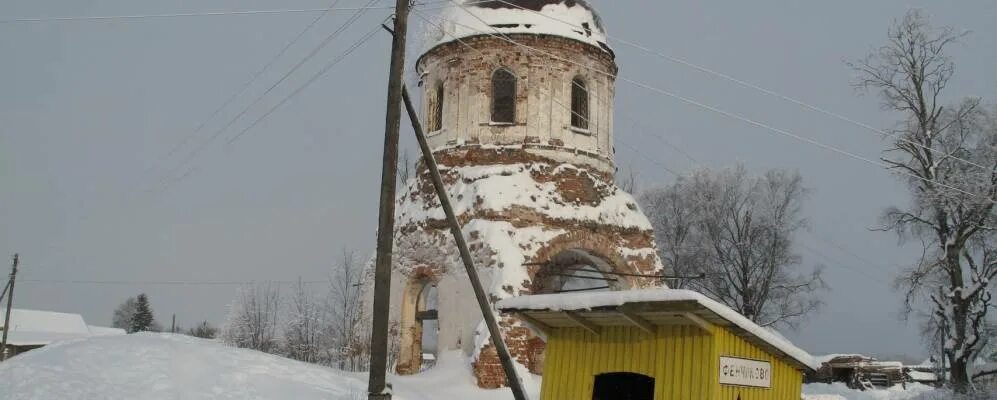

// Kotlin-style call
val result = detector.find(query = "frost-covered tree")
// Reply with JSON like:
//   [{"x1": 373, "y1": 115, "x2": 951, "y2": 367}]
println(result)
[
  {"x1": 129, "y1": 294, "x2": 156, "y2": 333},
  {"x1": 112, "y1": 297, "x2": 138, "y2": 331},
  {"x1": 640, "y1": 165, "x2": 825, "y2": 328},
  {"x1": 851, "y1": 9, "x2": 997, "y2": 393},
  {"x1": 327, "y1": 249, "x2": 372, "y2": 371},
  {"x1": 221, "y1": 284, "x2": 282, "y2": 354},
  {"x1": 187, "y1": 321, "x2": 218, "y2": 339},
  {"x1": 284, "y1": 279, "x2": 324, "y2": 363}
]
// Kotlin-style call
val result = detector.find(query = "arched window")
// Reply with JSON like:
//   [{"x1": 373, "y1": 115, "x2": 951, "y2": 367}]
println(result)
[
  {"x1": 570, "y1": 76, "x2": 589, "y2": 130},
  {"x1": 428, "y1": 82, "x2": 444, "y2": 132},
  {"x1": 532, "y1": 249, "x2": 622, "y2": 294},
  {"x1": 491, "y1": 68, "x2": 517, "y2": 123}
]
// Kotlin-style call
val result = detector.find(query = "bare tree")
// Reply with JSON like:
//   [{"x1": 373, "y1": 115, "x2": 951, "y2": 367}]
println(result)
[
  {"x1": 284, "y1": 279, "x2": 323, "y2": 363},
  {"x1": 399, "y1": 150, "x2": 412, "y2": 186},
  {"x1": 640, "y1": 165, "x2": 825, "y2": 328},
  {"x1": 221, "y1": 283, "x2": 282, "y2": 354},
  {"x1": 327, "y1": 249, "x2": 372, "y2": 371},
  {"x1": 639, "y1": 181, "x2": 702, "y2": 289},
  {"x1": 618, "y1": 164, "x2": 638, "y2": 194},
  {"x1": 852, "y1": 9, "x2": 997, "y2": 393},
  {"x1": 112, "y1": 297, "x2": 138, "y2": 331},
  {"x1": 187, "y1": 321, "x2": 218, "y2": 339}
]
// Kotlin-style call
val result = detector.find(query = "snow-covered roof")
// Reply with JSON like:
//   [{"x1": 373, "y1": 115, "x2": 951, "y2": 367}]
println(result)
[
  {"x1": 1, "y1": 309, "x2": 92, "y2": 346},
  {"x1": 814, "y1": 354, "x2": 868, "y2": 365},
  {"x1": 88, "y1": 325, "x2": 127, "y2": 337},
  {"x1": 906, "y1": 370, "x2": 939, "y2": 382},
  {"x1": 497, "y1": 288, "x2": 820, "y2": 371},
  {"x1": 426, "y1": 0, "x2": 611, "y2": 55}
]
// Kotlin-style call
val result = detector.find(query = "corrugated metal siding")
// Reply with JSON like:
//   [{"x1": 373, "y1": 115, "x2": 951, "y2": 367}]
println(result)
[
  {"x1": 714, "y1": 327, "x2": 803, "y2": 400},
  {"x1": 539, "y1": 324, "x2": 803, "y2": 400},
  {"x1": 540, "y1": 325, "x2": 713, "y2": 400}
]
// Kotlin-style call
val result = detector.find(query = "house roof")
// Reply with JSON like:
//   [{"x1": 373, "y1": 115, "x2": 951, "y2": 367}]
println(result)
[
  {"x1": 497, "y1": 288, "x2": 820, "y2": 371},
  {"x1": 0, "y1": 309, "x2": 115, "y2": 346}
]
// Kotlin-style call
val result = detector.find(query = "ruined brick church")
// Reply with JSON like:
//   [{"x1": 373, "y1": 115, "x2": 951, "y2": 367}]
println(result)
[{"x1": 388, "y1": 0, "x2": 665, "y2": 388}]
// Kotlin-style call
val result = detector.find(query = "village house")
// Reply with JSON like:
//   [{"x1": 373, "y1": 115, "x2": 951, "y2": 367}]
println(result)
[{"x1": 0, "y1": 309, "x2": 124, "y2": 358}]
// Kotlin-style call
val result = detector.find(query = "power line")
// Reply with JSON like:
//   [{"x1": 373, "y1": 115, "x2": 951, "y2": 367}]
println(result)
[
  {"x1": 149, "y1": 0, "x2": 384, "y2": 195},
  {"x1": 486, "y1": 0, "x2": 992, "y2": 173},
  {"x1": 0, "y1": 3, "x2": 448, "y2": 23},
  {"x1": 20, "y1": 279, "x2": 327, "y2": 286},
  {"x1": 226, "y1": 23, "x2": 385, "y2": 146},
  {"x1": 431, "y1": 6, "x2": 995, "y2": 204},
  {"x1": 426, "y1": 5, "x2": 919, "y2": 287},
  {"x1": 154, "y1": 22, "x2": 385, "y2": 195},
  {"x1": 147, "y1": 0, "x2": 345, "y2": 186}
]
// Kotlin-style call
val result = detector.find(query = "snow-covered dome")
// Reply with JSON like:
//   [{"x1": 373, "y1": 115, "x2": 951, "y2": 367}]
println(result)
[{"x1": 425, "y1": 0, "x2": 611, "y2": 54}]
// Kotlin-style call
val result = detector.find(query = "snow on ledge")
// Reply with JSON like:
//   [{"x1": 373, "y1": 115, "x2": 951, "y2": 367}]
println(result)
[
  {"x1": 497, "y1": 288, "x2": 820, "y2": 371},
  {"x1": 426, "y1": 0, "x2": 611, "y2": 54}
]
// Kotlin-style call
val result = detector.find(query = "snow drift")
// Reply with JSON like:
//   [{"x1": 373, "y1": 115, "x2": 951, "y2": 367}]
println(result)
[{"x1": 0, "y1": 333, "x2": 539, "y2": 400}]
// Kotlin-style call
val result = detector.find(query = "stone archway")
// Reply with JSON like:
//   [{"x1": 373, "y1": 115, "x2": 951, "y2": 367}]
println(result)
[
  {"x1": 532, "y1": 248, "x2": 635, "y2": 294},
  {"x1": 396, "y1": 275, "x2": 439, "y2": 375}
]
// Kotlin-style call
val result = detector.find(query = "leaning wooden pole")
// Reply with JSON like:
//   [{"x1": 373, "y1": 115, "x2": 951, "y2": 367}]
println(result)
[
  {"x1": 1, "y1": 254, "x2": 19, "y2": 361},
  {"x1": 367, "y1": 0, "x2": 411, "y2": 398},
  {"x1": 401, "y1": 86, "x2": 529, "y2": 400}
]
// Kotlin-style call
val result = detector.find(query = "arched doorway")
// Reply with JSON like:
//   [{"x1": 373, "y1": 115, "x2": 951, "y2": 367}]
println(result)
[
  {"x1": 592, "y1": 372, "x2": 655, "y2": 400},
  {"x1": 397, "y1": 276, "x2": 439, "y2": 375},
  {"x1": 416, "y1": 283, "x2": 439, "y2": 371}
]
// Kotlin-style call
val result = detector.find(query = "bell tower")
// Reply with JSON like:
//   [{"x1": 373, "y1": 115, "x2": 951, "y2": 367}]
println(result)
[{"x1": 387, "y1": 0, "x2": 665, "y2": 387}]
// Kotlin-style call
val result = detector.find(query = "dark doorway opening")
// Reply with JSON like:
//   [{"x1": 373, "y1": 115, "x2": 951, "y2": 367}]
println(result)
[{"x1": 592, "y1": 372, "x2": 654, "y2": 400}]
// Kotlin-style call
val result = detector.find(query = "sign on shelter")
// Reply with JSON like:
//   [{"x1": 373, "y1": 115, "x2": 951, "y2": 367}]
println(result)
[{"x1": 719, "y1": 356, "x2": 772, "y2": 388}]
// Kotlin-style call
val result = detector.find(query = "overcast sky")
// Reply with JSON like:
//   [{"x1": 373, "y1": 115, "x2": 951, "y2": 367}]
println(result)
[{"x1": 2, "y1": 0, "x2": 995, "y2": 358}]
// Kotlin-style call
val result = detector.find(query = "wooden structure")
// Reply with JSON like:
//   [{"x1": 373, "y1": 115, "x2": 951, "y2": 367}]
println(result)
[
  {"x1": 807, "y1": 354, "x2": 905, "y2": 389},
  {"x1": 498, "y1": 289, "x2": 818, "y2": 400}
]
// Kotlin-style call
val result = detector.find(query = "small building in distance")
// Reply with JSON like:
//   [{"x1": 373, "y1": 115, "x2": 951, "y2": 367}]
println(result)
[
  {"x1": 0, "y1": 309, "x2": 125, "y2": 358},
  {"x1": 807, "y1": 354, "x2": 906, "y2": 389},
  {"x1": 497, "y1": 288, "x2": 818, "y2": 400}
]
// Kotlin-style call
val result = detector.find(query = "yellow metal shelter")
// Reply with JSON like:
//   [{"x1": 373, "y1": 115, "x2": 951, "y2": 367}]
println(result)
[{"x1": 497, "y1": 289, "x2": 818, "y2": 400}]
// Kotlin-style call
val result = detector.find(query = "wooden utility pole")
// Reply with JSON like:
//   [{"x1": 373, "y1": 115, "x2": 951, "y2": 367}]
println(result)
[
  {"x1": 401, "y1": 87, "x2": 528, "y2": 400},
  {"x1": 367, "y1": 0, "x2": 411, "y2": 398},
  {"x1": 1, "y1": 254, "x2": 19, "y2": 361}
]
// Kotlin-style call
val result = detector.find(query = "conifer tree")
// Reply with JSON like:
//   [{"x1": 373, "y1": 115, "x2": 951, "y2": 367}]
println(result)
[{"x1": 130, "y1": 293, "x2": 156, "y2": 333}]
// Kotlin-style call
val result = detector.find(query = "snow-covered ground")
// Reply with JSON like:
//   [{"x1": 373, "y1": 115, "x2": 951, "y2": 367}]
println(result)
[
  {"x1": 0, "y1": 333, "x2": 959, "y2": 400},
  {"x1": 0, "y1": 333, "x2": 537, "y2": 400},
  {"x1": 802, "y1": 383, "x2": 936, "y2": 400}
]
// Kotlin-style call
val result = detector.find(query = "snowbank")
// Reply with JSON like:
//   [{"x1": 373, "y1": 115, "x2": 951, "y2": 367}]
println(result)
[
  {"x1": 0, "y1": 333, "x2": 368, "y2": 400},
  {"x1": 803, "y1": 383, "x2": 936, "y2": 400},
  {"x1": 0, "y1": 334, "x2": 539, "y2": 400}
]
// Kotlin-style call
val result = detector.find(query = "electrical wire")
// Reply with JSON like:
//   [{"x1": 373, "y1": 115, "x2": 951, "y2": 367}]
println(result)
[
  {"x1": 149, "y1": 0, "x2": 384, "y2": 194},
  {"x1": 20, "y1": 279, "x2": 327, "y2": 286},
  {"x1": 0, "y1": 2, "x2": 448, "y2": 23},
  {"x1": 485, "y1": 0, "x2": 992, "y2": 173},
  {"x1": 431, "y1": 5, "x2": 995, "y2": 204},
  {"x1": 155, "y1": 22, "x2": 385, "y2": 195}
]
